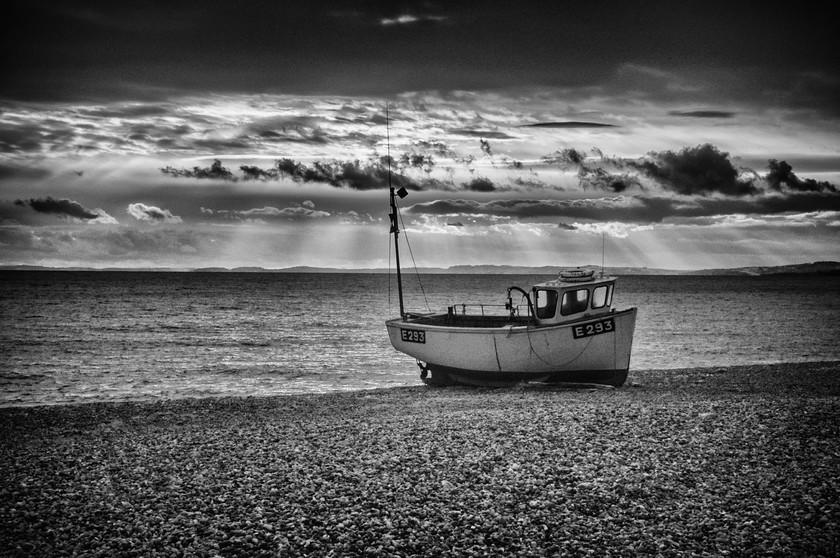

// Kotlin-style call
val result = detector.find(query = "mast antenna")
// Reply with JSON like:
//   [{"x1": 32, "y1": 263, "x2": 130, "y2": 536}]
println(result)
[
  {"x1": 387, "y1": 103, "x2": 406, "y2": 318},
  {"x1": 601, "y1": 232, "x2": 606, "y2": 277}
]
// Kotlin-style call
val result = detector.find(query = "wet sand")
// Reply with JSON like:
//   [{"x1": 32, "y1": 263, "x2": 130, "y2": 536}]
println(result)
[{"x1": 2, "y1": 361, "x2": 839, "y2": 557}]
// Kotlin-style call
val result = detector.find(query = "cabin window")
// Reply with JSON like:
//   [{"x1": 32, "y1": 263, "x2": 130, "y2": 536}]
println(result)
[
  {"x1": 535, "y1": 289, "x2": 558, "y2": 319},
  {"x1": 561, "y1": 288, "x2": 589, "y2": 315},
  {"x1": 591, "y1": 285, "x2": 612, "y2": 309}
]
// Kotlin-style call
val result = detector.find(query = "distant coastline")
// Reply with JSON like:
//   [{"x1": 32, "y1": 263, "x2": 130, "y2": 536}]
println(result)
[{"x1": 2, "y1": 261, "x2": 839, "y2": 276}]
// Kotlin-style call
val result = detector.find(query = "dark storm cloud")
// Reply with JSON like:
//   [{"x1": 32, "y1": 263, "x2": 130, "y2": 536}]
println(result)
[
  {"x1": 154, "y1": 142, "x2": 839, "y2": 204},
  {"x1": 274, "y1": 158, "x2": 397, "y2": 191},
  {"x1": 542, "y1": 148, "x2": 588, "y2": 166},
  {"x1": 463, "y1": 177, "x2": 496, "y2": 192},
  {"x1": 668, "y1": 110, "x2": 735, "y2": 119},
  {"x1": 161, "y1": 156, "x2": 443, "y2": 191},
  {"x1": 239, "y1": 165, "x2": 279, "y2": 181},
  {"x1": 14, "y1": 197, "x2": 101, "y2": 220},
  {"x1": 448, "y1": 130, "x2": 516, "y2": 140},
  {"x1": 629, "y1": 144, "x2": 759, "y2": 196},
  {"x1": 532, "y1": 144, "x2": 840, "y2": 199},
  {"x1": 766, "y1": 160, "x2": 837, "y2": 193},
  {"x1": 161, "y1": 160, "x2": 238, "y2": 181},
  {"x1": 578, "y1": 167, "x2": 643, "y2": 193},
  {"x1": 523, "y1": 122, "x2": 618, "y2": 128},
  {"x1": 537, "y1": 144, "x2": 760, "y2": 196}
]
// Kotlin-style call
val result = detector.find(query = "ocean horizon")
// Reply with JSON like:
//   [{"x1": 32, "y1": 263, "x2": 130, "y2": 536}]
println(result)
[{"x1": 2, "y1": 260, "x2": 840, "y2": 276}]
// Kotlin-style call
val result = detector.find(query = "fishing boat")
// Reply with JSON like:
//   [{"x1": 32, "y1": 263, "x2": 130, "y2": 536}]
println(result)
[
  {"x1": 383, "y1": 125, "x2": 637, "y2": 388},
  {"x1": 385, "y1": 266, "x2": 637, "y2": 387}
]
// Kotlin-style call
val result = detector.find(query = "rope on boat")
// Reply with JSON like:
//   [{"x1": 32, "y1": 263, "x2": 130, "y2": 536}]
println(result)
[
  {"x1": 492, "y1": 337, "x2": 502, "y2": 372},
  {"x1": 395, "y1": 197, "x2": 431, "y2": 313},
  {"x1": 524, "y1": 323, "x2": 594, "y2": 369}
]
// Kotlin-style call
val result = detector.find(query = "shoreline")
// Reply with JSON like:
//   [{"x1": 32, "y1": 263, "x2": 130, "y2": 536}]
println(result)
[
  {"x1": 3, "y1": 359, "x2": 839, "y2": 411},
  {"x1": 2, "y1": 361, "x2": 838, "y2": 556}
]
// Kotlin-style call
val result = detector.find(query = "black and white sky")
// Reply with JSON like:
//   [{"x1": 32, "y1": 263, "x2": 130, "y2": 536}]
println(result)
[{"x1": 2, "y1": 1, "x2": 839, "y2": 269}]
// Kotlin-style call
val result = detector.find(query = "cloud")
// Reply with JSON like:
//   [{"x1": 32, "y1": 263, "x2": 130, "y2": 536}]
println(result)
[
  {"x1": 237, "y1": 205, "x2": 330, "y2": 219},
  {"x1": 541, "y1": 148, "x2": 588, "y2": 166},
  {"x1": 14, "y1": 197, "x2": 107, "y2": 221},
  {"x1": 241, "y1": 116, "x2": 331, "y2": 145},
  {"x1": 578, "y1": 167, "x2": 643, "y2": 193},
  {"x1": 0, "y1": 222, "x2": 230, "y2": 266},
  {"x1": 413, "y1": 140, "x2": 455, "y2": 157},
  {"x1": 202, "y1": 201, "x2": 330, "y2": 221},
  {"x1": 534, "y1": 144, "x2": 839, "y2": 199},
  {"x1": 163, "y1": 156, "x2": 427, "y2": 191},
  {"x1": 463, "y1": 177, "x2": 496, "y2": 192},
  {"x1": 273, "y1": 157, "x2": 424, "y2": 191},
  {"x1": 160, "y1": 159, "x2": 237, "y2": 181},
  {"x1": 406, "y1": 192, "x2": 840, "y2": 225},
  {"x1": 668, "y1": 110, "x2": 735, "y2": 118},
  {"x1": 398, "y1": 152, "x2": 436, "y2": 173},
  {"x1": 629, "y1": 144, "x2": 759, "y2": 196},
  {"x1": 127, "y1": 203, "x2": 182, "y2": 223},
  {"x1": 522, "y1": 121, "x2": 617, "y2": 128},
  {"x1": 766, "y1": 159, "x2": 837, "y2": 193},
  {"x1": 405, "y1": 197, "x2": 632, "y2": 220},
  {"x1": 380, "y1": 14, "x2": 450, "y2": 26},
  {"x1": 448, "y1": 129, "x2": 517, "y2": 140}
]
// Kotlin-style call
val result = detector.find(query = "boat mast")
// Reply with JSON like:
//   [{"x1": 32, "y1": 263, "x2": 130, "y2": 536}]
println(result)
[{"x1": 387, "y1": 104, "x2": 406, "y2": 318}]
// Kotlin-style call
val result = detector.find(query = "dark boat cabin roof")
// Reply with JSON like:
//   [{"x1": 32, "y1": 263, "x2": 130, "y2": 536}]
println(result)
[{"x1": 531, "y1": 269, "x2": 616, "y2": 325}]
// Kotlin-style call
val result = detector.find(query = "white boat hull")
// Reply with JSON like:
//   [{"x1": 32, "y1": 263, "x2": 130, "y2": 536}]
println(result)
[{"x1": 386, "y1": 308, "x2": 637, "y2": 387}]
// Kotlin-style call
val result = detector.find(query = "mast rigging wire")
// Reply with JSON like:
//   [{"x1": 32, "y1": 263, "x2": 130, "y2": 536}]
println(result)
[
  {"x1": 385, "y1": 102, "x2": 430, "y2": 314},
  {"x1": 394, "y1": 196, "x2": 430, "y2": 312}
]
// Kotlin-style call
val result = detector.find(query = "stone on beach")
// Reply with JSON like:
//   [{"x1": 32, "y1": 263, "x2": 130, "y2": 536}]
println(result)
[{"x1": 1, "y1": 361, "x2": 839, "y2": 557}]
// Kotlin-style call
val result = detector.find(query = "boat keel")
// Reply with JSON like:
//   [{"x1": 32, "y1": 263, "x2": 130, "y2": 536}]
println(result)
[{"x1": 419, "y1": 362, "x2": 628, "y2": 388}]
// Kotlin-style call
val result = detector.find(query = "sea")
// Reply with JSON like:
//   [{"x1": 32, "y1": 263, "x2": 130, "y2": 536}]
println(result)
[{"x1": 1, "y1": 271, "x2": 838, "y2": 407}]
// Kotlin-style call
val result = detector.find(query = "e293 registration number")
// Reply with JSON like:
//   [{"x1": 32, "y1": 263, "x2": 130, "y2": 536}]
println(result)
[
  {"x1": 400, "y1": 329, "x2": 426, "y2": 344},
  {"x1": 572, "y1": 318, "x2": 615, "y2": 339}
]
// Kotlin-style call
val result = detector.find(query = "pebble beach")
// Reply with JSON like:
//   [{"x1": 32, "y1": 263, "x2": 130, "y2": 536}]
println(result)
[{"x1": 2, "y1": 362, "x2": 838, "y2": 557}]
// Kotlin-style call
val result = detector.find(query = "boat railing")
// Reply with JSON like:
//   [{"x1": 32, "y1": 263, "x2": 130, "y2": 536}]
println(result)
[{"x1": 448, "y1": 303, "x2": 530, "y2": 317}]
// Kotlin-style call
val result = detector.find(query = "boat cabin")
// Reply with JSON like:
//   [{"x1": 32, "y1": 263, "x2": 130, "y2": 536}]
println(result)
[{"x1": 532, "y1": 269, "x2": 616, "y2": 325}]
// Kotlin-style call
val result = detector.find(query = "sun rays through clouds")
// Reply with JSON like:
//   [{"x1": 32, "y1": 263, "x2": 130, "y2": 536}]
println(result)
[{"x1": 1, "y1": 89, "x2": 838, "y2": 269}]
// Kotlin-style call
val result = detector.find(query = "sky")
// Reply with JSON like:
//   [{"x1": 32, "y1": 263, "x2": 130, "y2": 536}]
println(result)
[{"x1": 1, "y1": 1, "x2": 839, "y2": 270}]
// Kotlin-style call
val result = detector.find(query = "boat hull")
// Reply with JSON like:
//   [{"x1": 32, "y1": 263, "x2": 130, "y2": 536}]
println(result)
[
  {"x1": 386, "y1": 307, "x2": 637, "y2": 387},
  {"x1": 418, "y1": 364, "x2": 628, "y2": 387}
]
